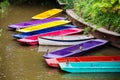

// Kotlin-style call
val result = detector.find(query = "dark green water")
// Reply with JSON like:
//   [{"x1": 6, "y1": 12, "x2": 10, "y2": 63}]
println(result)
[{"x1": 0, "y1": 1, "x2": 120, "y2": 80}]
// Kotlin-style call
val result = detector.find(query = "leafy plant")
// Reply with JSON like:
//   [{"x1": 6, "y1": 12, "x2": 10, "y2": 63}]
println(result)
[
  {"x1": 0, "y1": 0, "x2": 9, "y2": 17},
  {"x1": 59, "y1": 0, "x2": 75, "y2": 9},
  {"x1": 83, "y1": 26, "x2": 91, "y2": 35},
  {"x1": 74, "y1": 0, "x2": 120, "y2": 33}
]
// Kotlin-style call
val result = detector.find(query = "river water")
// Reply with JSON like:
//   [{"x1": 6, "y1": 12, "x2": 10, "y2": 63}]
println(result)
[{"x1": 0, "y1": 1, "x2": 120, "y2": 80}]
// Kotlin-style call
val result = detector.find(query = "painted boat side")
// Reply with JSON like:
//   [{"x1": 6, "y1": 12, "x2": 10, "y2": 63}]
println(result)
[
  {"x1": 45, "y1": 56, "x2": 120, "y2": 68},
  {"x1": 17, "y1": 28, "x2": 81, "y2": 45},
  {"x1": 38, "y1": 37, "x2": 89, "y2": 46},
  {"x1": 13, "y1": 25, "x2": 77, "y2": 39},
  {"x1": 17, "y1": 20, "x2": 71, "y2": 32},
  {"x1": 43, "y1": 39, "x2": 108, "y2": 58},
  {"x1": 38, "y1": 34, "x2": 94, "y2": 46},
  {"x1": 32, "y1": 9, "x2": 63, "y2": 19},
  {"x1": 59, "y1": 62, "x2": 120, "y2": 73},
  {"x1": 39, "y1": 34, "x2": 94, "y2": 42},
  {"x1": 8, "y1": 17, "x2": 66, "y2": 29}
]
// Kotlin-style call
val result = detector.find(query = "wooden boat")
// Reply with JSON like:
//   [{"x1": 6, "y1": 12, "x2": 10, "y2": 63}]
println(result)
[
  {"x1": 32, "y1": 8, "x2": 63, "y2": 19},
  {"x1": 13, "y1": 25, "x2": 78, "y2": 38},
  {"x1": 8, "y1": 17, "x2": 66, "y2": 29},
  {"x1": 45, "y1": 56, "x2": 120, "y2": 68},
  {"x1": 17, "y1": 20, "x2": 71, "y2": 32},
  {"x1": 17, "y1": 28, "x2": 82, "y2": 45},
  {"x1": 59, "y1": 61, "x2": 120, "y2": 73},
  {"x1": 38, "y1": 34, "x2": 94, "y2": 46},
  {"x1": 43, "y1": 39, "x2": 108, "y2": 58}
]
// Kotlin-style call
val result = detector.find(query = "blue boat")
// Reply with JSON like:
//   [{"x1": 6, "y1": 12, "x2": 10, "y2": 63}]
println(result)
[
  {"x1": 13, "y1": 25, "x2": 77, "y2": 38},
  {"x1": 59, "y1": 61, "x2": 120, "y2": 73}
]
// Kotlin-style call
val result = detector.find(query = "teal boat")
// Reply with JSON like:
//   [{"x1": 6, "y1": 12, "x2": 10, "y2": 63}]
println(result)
[{"x1": 59, "y1": 62, "x2": 120, "y2": 73}]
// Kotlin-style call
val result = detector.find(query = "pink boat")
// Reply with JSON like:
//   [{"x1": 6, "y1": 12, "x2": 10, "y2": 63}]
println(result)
[{"x1": 17, "y1": 28, "x2": 83, "y2": 45}]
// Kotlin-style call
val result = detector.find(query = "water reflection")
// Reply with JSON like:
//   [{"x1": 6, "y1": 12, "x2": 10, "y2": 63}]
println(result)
[
  {"x1": 38, "y1": 45, "x2": 68, "y2": 52},
  {"x1": 63, "y1": 73, "x2": 120, "y2": 80}
]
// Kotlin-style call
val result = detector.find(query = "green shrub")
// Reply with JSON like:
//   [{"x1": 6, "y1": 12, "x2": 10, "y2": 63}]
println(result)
[
  {"x1": 0, "y1": 0, "x2": 9, "y2": 17},
  {"x1": 59, "y1": 0, "x2": 66, "y2": 3},
  {"x1": 74, "y1": 0, "x2": 120, "y2": 33},
  {"x1": 59, "y1": 0, "x2": 75, "y2": 9}
]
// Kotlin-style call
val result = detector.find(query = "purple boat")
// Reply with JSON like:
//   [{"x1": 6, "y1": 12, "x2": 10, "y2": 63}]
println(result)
[
  {"x1": 8, "y1": 17, "x2": 66, "y2": 29},
  {"x1": 43, "y1": 39, "x2": 108, "y2": 58}
]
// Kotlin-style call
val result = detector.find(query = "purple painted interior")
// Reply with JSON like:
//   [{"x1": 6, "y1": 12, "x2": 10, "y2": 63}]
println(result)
[
  {"x1": 8, "y1": 17, "x2": 66, "y2": 28},
  {"x1": 43, "y1": 39, "x2": 108, "y2": 58},
  {"x1": 49, "y1": 40, "x2": 105, "y2": 56}
]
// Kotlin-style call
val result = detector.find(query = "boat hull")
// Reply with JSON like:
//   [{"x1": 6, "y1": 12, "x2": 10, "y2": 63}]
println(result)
[
  {"x1": 43, "y1": 39, "x2": 108, "y2": 58},
  {"x1": 59, "y1": 62, "x2": 120, "y2": 73},
  {"x1": 17, "y1": 28, "x2": 81, "y2": 45},
  {"x1": 38, "y1": 34, "x2": 93, "y2": 41},
  {"x1": 17, "y1": 20, "x2": 71, "y2": 32},
  {"x1": 32, "y1": 8, "x2": 63, "y2": 19},
  {"x1": 45, "y1": 56, "x2": 120, "y2": 68},
  {"x1": 13, "y1": 25, "x2": 78, "y2": 39},
  {"x1": 38, "y1": 34, "x2": 94, "y2": 46},
  {"x1": 8, "y1": 17, "x2": 66, "y2": 29}
]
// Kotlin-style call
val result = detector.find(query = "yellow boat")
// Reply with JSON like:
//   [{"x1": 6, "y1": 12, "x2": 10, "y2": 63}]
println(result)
[
  {"x1": 17, "y1": 20, "x2": 71, "y2": 32},
  {"x1": 32, "y1": 9, "x2": 63, "y2": 19}
]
